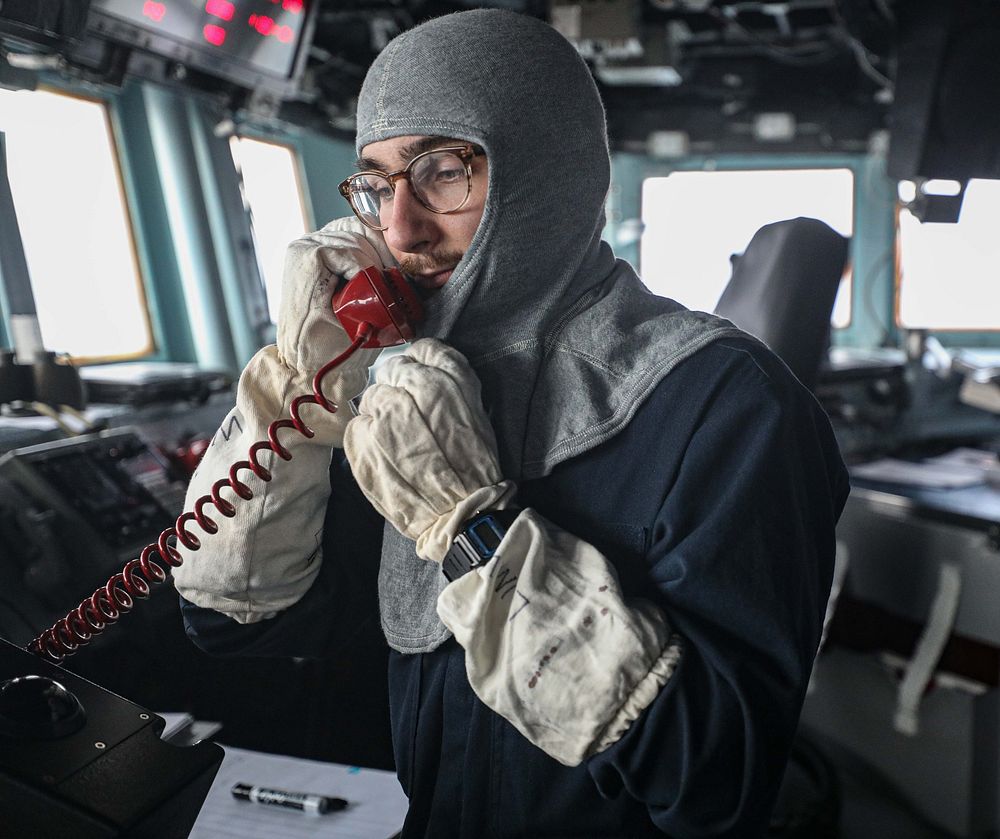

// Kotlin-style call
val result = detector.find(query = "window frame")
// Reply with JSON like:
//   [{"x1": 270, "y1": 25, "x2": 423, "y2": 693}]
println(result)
[
  {"x1": 607, "y1": 152, "x2": 898, "y2": 350},
  {"x1": 893, "y1": 191, "x2": 1000, "y2": 347},
  {"x1": 2, "y1": 75, "x2": 363, "y2": 373},
  {"x1": 0, "y1": 82, "x2": 157, "y2": 363},
  {"x1": 228, "y1": 130, "x2": 315, "y2": 324},
  {"x1": 637, "y1": 164, "x2": 856, "y2": 327}
]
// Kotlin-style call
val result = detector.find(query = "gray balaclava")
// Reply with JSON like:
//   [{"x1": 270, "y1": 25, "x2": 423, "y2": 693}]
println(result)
[{"x1": 355, "y1": 9, "x2": 743, "y2": 653}]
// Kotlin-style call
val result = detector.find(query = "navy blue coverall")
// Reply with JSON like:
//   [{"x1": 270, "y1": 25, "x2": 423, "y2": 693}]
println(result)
[{"x1": 182, "y1": 335, "x2": 849, "y2": 838}]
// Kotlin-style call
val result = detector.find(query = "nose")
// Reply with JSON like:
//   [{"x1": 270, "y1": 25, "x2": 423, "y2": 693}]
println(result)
[{"x1": 382, "y1": 180, "x2": 435, "y2": 255}]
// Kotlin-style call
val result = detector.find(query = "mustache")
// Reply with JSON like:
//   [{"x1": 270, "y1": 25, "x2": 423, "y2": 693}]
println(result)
[{"x1": 398, "y1": 252, "x2": 464, "y2": 276}]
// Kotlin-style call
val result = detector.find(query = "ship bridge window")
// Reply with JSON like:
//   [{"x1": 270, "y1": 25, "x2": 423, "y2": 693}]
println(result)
[
  {"x1": 640, "y1": 168, "x2": 854, "y2": 328},
  {"x1": 230, "y1": 136, "x2": 310, "y2": 323},
  {"x1": 0, "y1": 87, "x2": 152, "y2": 361},
  {"x1": 897, "y1": 178, "x2": 1000, "y2": 332}
]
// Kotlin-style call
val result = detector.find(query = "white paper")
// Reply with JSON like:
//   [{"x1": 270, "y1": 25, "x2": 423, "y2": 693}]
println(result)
[
  {"x1": 851, "y1": 456, "x2": 987, "y2": 489},
  {"x1": 155, "y1": 712, "x2": 222, "y2": 745},
  {"x1": 156, "y1": 711, "x2": 194, "y2": 741},
  {"x1": 924, "y1": 447, "x2": 1000, "y2": 470},
  {"x1": 188, "y1": 745, "x2": 407, "y2": 839}
]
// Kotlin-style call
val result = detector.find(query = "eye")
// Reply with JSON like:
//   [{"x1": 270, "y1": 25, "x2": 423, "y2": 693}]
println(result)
[
  {"x1": 356, "y1": 176, "x2": 393, "y2": 202},
  {"x1": 413, "y1": 152, "x2": 464, "y2": 186},
  {"x1": 433, "y1": 166, "x2": 464, "y2": 184},
  {"x1": 432, "y1": 157, "x2": 464, "y2": 177}
]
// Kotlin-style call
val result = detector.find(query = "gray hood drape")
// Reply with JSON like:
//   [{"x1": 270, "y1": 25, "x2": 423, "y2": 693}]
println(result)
[{"x1": 355, "y1": 9, "x2": 743, "y2": 653}]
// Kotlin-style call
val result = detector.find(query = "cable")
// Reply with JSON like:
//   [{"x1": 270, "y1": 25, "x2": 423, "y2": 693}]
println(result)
[
  {"x1": 27, "y1": 402, "x2": 96, "y2": 437},
  {"x1": 827, "y1": 0, "x2": 895, "y2": 92},
  {"x1": 704, "y1": 5, "x2": 845, "y2": 67},
  {"x1": 846, "y1": 37, "x2": 893, "y2": 90},
  {"x1": 28, "y1": 329, "x2": 371, "y2": 662},
  {"x1": 57, "y1": 403, "x2": 98, "y2": 431},
  {"x1": 29, "y1": 402, "x2": 80, "y2": 437}
]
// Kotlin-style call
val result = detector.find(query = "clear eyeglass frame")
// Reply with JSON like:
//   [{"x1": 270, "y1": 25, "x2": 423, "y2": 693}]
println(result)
[{"x1": 338, "y1": 144, "x2": 481, "y2": 231}]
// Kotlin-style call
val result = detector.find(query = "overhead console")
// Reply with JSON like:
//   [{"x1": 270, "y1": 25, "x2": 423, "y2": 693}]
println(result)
[
  {"x1": 86, "y1": 0, "x2": 317, "y2": 98},
  {"x1": 0, "y1": 0, "x2": 318, "y2": 114}
]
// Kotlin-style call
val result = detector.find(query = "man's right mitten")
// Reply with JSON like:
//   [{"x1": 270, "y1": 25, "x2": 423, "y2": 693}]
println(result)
[{"x1": 172, "y1": 217, "x2": 393, "y2": 623}]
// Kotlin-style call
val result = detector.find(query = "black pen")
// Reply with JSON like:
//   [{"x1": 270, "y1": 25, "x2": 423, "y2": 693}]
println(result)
[{"x1": 231, "y1": 782, "x2": 348, "y2": 815}]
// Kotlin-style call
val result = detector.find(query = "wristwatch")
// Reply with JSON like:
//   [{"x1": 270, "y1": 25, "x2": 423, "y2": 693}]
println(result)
[{"x1": 442, "y1": 508, "x2": 521, "y2": 582}]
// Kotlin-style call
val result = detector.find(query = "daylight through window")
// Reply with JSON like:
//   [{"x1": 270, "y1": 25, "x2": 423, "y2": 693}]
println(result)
[
  {"x1": 641, "y1": 168, "x2": 855, "y2": 328},
  {"x1": 230, "y1": 136, "x2": 310, "y2": 323},
  {"x1": 0, "y1": 87, "x2": 152, "y2": 360}
]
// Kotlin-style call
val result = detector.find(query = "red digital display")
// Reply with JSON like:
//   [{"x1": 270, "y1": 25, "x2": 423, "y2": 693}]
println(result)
[
  {"x1": 248, "y1": 13, "x2": 272, "y2": 35},
  {"x1": 142, "y1": 1, "x2": 165, "y2": 22},
  {"x1": 203, "y1": 23, "x2": 226, "y2": 45},
  {"x1": 247, "y1": 15, "x2": 295, "y2": 44},
  {"x1": 205, "y1": 0, "x2": 234, "y2": 21},
  {"x1": 247, "y1": 12, "x2": 293, "y2": 42},
  {"x1": 91, "y1": 0, "x2": 309, "y2": 82}
]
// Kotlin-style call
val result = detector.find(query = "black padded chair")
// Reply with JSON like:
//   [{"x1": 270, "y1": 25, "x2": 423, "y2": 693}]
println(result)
[
  {"x1": 714, "y1": 217, "x2": 849, "y2": 391},
  {"x1": 715, "y1": 223, "x2": 852, "y2": 837}
]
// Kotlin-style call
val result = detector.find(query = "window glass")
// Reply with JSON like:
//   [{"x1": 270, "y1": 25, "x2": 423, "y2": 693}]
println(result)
[
  {"x1": 641, "y1": 168, "x2": 854, "y2": 327},
  {"x1": 230, "y1": 136, "x2": 309, "y2": 322},
  {"x1": 0, "y1": 87, "x2": 152, "y2": 359},
  {"x1": 897, "y1": 178, "x2": 1000, "y2": 330}
]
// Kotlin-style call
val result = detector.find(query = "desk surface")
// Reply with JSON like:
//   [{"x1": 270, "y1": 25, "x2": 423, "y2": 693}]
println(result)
[
  {"x1": 190, "y1": 744, "x2": 407, "y2": 839},
  {"x1": 851, "y1": 478, "x2": 1000, "y2": 532}
]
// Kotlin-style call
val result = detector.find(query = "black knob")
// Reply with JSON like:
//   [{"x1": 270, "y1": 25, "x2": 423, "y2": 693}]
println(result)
[{"x1": 0, "y1": 674, "x2": 86, "y2": 739}]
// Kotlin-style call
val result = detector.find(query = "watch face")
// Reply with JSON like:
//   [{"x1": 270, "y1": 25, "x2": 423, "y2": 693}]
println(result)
[{"x1": 469, "y1": 518, "x2": 503, "y2": 554}]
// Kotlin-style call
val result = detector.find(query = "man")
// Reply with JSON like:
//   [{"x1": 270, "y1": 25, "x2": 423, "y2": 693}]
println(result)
[{"x1": 175, "y1": 9, "x2": 849, "y2": 837}]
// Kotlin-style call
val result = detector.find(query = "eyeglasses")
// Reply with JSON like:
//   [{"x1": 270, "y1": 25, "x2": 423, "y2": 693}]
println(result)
[{"x1": 338, "y1": 145, "x2": 481, "y2": 231}]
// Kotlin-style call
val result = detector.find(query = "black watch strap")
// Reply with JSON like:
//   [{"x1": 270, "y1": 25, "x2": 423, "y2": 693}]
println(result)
[{"x1": 442, "y1": 508, "x2": 521, "y2": 582}]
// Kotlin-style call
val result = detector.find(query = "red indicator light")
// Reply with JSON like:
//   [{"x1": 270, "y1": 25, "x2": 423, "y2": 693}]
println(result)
[
  {"x1": 205, "y1": 0, "x2": 234, "y2": 21},
  {"x1": 142, "y1": 1, "x2": 166, "y2": 22},
  {"x1": 282, "y1": 0, "x2": 303, "y2": 12},
  {"x1": 276, "y1": 24, "x2": 293, "y2": 42},
  {"x1": 203, "y1": 24, "x2": 226, "y2": 45},
  {"x1": 252, "y1": 14, "x2": 274, "y2": 35}
]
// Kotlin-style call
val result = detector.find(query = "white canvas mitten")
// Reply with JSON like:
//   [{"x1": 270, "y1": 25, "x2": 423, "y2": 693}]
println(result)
[
  {"x1": 436, "y1": 510, "x2": 683, "y2": 766},
  {"x1": 344, "y1": 338, "x2": 517, "y2": 563},
  {"x1": 172, "y1": 217, "x2": 391, "y2": 623}
]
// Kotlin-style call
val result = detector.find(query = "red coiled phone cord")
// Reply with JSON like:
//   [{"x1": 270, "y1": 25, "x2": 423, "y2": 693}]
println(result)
[{"x1": 28, "y1": 328, "x2": 372, "y2": 663}]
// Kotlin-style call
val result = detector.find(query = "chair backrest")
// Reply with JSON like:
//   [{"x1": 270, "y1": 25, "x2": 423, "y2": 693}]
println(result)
[{"x1": 713, "y1": 217, "x2": 849, "y2": 391}]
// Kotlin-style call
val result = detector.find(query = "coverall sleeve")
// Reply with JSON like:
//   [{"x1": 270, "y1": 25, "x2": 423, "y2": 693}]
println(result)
[{"x1": 587, "y1": 348, "x2": 849, "y2": 837}]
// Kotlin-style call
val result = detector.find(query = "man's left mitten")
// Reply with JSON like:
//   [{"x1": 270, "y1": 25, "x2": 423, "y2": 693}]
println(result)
[{"x1": 344, "y1": 338, "x2": 517, "y2": 563}]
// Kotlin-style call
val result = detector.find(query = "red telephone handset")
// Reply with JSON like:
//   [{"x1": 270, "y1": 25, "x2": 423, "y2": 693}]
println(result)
[
  {"x1": 333, "y1": 265, "x2": 423, "y2": 348},
  {"x1": 29, "y1": 268, "x2": 423, "y2": 662}
]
